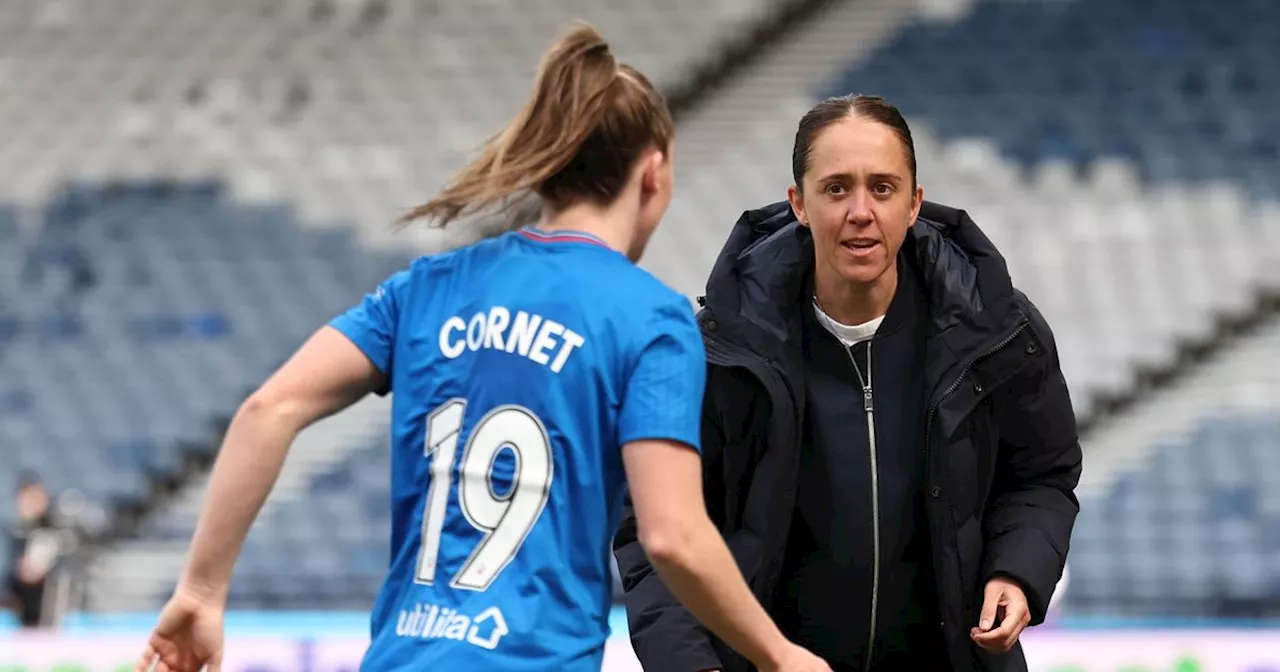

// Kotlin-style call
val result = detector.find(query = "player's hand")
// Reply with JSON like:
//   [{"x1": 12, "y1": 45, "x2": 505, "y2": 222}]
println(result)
[
  {"x1": 760, "y1": 643, "x2": 834, "y2": 672},
  {"x1": 970, "y1": 576, "x2": 1031, "y2": 653},
  {"x1": 135, "y1": 586, "x2": 226, "y2": 672}
]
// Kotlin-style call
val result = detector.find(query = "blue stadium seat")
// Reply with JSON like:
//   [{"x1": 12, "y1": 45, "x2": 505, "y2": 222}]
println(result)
[
  {"x1": 828, "y1": 0, "x2": 1280, "y2": 199},
  {"x1": 1070, "y1": 414, "x2": 1280, "y2": 616},
  {"x1": 0, "y1": 207, "x2": 18, "y2": 241},
  {"x1": 0, "y1": 180, "x2": 413, "y2": 542}
]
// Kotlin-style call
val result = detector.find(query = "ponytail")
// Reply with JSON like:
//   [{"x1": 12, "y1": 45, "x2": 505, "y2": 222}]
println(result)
[{"x1": 399, "y1": 22, "x2": 674, "y2": 228}]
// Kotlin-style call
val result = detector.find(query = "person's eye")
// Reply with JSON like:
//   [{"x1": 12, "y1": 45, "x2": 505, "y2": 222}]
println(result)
[{"x1": 825, "y1": 183, "x2": 847, "y2": 196}]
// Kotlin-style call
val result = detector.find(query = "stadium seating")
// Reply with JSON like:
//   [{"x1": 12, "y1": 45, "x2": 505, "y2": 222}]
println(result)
[
  {"x1": 831, "y1": 0, "x2": 1280, "y2": 199},
  {"x1": 1064, "y1": 317, "x2": 1280, "y2": 617},
  {"x1": 1070, "y1": 414, "x2": 1280, "y2": 616},
  {"x1": 0, "y1": 0, "x2": 775, "y2": 236},
  {"x1": 820, "y1": 0, "x2": 1280, "y2": 412},
  {"x1": 1, "y1": 0, "x2": 1277, "y2": 621},
  {"x1": 230, "y1": 439, "x2": 392, "y2": 610},
  {"x1": 5, "y1": 0, "x2": 761, "y2": 612},
  {"x1": 0, "y1": 181, "x2": 409, "y2": 526}
]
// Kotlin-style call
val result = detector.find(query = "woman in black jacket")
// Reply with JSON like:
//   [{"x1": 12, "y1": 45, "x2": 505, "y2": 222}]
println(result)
[
  {"x1": 614, "y1": 95, "x2": 1082, "y2": 672},
  {"x1": 5, "y1": 474, "x2": 55, "y2": 628}
]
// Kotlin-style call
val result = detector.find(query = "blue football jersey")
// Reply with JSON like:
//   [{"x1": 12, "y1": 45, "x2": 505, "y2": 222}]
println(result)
[{"x1": 328, "y1": 227, "x2": 706, "y2": 671}]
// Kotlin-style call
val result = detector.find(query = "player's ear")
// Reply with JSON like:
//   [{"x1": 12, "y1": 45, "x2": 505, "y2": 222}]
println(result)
[
  {"x1": 908, "y1": 183, "x2": 923, "y2": 228},
  {"x1": 639, "y1": 149, "x2": 664, "y2": 194},
  {"x1": 787, "y1": 184, "x2": 808, "y2": 227}
]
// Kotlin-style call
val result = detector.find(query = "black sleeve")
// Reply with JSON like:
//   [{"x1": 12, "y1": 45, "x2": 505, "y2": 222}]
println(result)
[
  {"x1": 981, "y1": 300, "x2": 1083, "y2": 625},
  {"x1": 4, "y1": 528, "x2": 22, "y2": 576}
]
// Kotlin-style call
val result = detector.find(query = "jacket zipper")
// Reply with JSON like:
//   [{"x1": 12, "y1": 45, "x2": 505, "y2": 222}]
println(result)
[
  {"x1": 921, "y1": 321, "x2": 1027, "y2": 623},
  {"x1": 839, "y1": 341, "x2": 879, "y2": 672}
]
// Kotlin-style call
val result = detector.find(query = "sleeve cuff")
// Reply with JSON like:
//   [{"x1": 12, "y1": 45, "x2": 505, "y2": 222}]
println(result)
[
  {"x1": 326, "y1": 319, "x2": 390, "y2": 378},
  {"x1": 982, "y1": 526, "x2": 1065, "y2": 625}
]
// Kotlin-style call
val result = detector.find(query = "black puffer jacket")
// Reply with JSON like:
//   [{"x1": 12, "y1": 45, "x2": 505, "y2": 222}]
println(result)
[{"x1": 614, "y1": 201, "x2": 1082, "y2": 672}]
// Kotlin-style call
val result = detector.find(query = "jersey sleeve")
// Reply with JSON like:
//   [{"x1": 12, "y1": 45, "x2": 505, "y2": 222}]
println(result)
[
  {"x1": 328, "y1": 268, "x2": 410, "y2": 388},
  {"x1": 617, "y1": 295, "x2": 707, "y2": 452}
]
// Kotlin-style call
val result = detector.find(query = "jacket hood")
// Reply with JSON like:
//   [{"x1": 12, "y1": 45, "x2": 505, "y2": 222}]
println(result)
[{"x1": 702, "y1": 200, "x2": 1022, "y2": 353}]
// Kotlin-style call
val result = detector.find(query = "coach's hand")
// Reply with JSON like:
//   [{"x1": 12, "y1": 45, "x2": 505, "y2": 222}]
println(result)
[
  {"x1": 135, "y1": 586, "x2": 225, "y2": 672},
  {"x1": 970, "y1": 576, "x2": 1031, "y2": 653}
]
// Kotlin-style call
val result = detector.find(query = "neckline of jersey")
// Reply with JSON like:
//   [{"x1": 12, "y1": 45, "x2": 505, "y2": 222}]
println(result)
[{"x1": 517, "y1": 226, "x2": 611, "y2": 249}]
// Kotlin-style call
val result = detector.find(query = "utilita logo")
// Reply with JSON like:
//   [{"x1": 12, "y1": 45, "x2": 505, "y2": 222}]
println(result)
[{"x1": 394, "y1": 602, "x2": 510, "y2": 650}]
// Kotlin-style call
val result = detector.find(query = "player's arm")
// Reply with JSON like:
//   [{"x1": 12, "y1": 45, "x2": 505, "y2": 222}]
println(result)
[
  {"x1": 175, "y1": 327, "x2": 384, "y2": 604},
  {"x1": 618, "y1": 363, "x2": 779, "y2": 671},
  {"x1": 622, "y1": 439, "x2": 795, "y2": 671},
  {"x1": 177, "y1": 268, "x2": 405, "y2": 604},
  {"x1": 616, "y1": 298, "x2": 824, "y2": 672}
]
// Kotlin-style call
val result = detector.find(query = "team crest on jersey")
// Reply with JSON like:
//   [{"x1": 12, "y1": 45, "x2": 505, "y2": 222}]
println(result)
[{"x1": 396, "y1": 601, "x2": 510, "y2": 650}]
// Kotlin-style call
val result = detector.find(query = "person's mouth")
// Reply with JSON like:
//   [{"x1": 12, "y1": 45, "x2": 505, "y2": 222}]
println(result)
[{"x1": 842, "y1": 238, "x2": 880, "y2": 256}]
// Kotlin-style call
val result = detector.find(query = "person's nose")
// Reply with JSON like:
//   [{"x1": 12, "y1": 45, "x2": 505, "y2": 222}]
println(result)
[{"x1": 848, "y1": 188, "x2": 875, "y2": 227}]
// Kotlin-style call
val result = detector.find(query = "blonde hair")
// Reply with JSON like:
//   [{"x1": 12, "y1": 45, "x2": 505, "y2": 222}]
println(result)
[{"x1": 400, "y1": 22, "x2": 675, "y2": 227}]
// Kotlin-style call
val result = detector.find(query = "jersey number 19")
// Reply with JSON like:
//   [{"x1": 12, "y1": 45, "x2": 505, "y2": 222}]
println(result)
[{"x1": 415, "y1": 399, "x2": 554, "y2": 591}]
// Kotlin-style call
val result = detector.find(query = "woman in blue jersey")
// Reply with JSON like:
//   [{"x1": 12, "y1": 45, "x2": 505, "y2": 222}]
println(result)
[{"x1": 135, "y1": 23, "x2": 830, "y2": 672}]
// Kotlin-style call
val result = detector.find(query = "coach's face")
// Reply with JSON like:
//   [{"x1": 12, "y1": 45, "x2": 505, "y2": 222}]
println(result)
[{"x1": 788, "y1": 115, "x2": 922, "y2": 289}]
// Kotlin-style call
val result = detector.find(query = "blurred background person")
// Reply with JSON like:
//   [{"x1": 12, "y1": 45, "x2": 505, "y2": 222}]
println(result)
[{"x1": 5, "y1": 472, "x2": 58, "y2": 628}]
